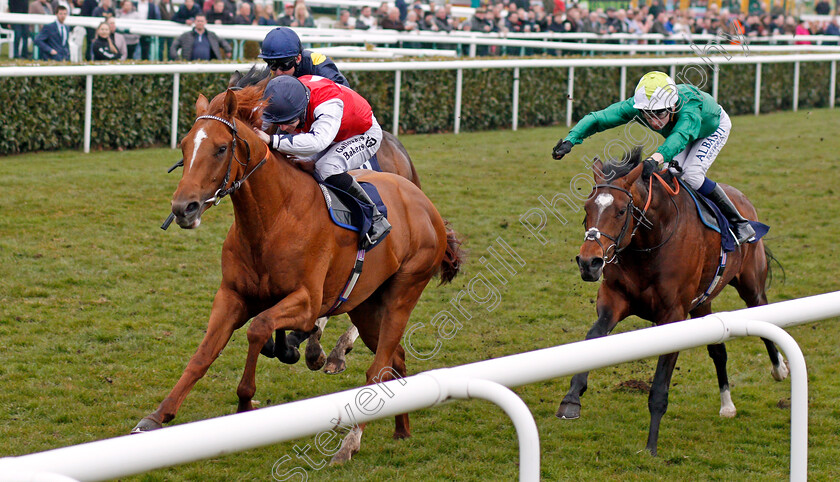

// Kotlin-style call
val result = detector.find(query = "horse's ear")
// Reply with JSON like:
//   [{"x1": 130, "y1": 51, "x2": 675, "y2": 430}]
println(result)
[
  {"x1": 625, "y1": 161, "x2": 644, "y2": 186},
  {"x1": 223, "y1": 89, "x2": 238, "y2": 117},
  {"x1": 195, "y1": 94, "x2": 209, "y2": 116},
  {"x1": 592, "y1": 157, "x2": 605, "y2": 183},
  {"x1": 257, "y1": 74, "x2": 271, "y2": 91},
  {"x1": 228, "y1": 70, "x2": 243, "y2": 88}
]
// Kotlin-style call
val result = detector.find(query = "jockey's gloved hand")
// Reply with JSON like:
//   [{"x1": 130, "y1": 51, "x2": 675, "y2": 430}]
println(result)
[
  {"x1": 642, "y1": 157, "x2": 658, "y2": 179},
  {"x1": 552, "y1": 140, "x2": 573, "y2": 160}
]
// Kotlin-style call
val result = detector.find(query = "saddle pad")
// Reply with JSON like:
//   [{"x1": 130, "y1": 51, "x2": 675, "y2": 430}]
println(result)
[
  {"x1": 319, "y1": 181, "x2": 389, "y2": 251},
  {"x1": 679, "y1": 179, "x2": 769, "y2": 253},
  {"x1": 358, "y1": 153, "x2": 381, "y2": 172}
]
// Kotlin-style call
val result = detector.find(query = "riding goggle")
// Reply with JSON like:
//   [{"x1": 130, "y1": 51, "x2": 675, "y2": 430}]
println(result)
[
  {"x1": 266, "y1": 57, "x2": 297, "y2": 72},
  {"x1": 643, "y1": 109, "x2": 671, "y2": 122}
]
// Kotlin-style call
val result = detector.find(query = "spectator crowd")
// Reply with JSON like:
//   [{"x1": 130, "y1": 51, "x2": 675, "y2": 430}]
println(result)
[{"x1": 3, "y1": 0, "x2": 839, "y2": 61}]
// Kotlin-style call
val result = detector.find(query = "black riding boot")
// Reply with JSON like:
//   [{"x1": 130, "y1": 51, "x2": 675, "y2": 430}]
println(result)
[
  {"x1": 707, "y1": 184, "x2": 755, "y2": 245},
  {"x1": 345, "y1": 177, "x2": 391, "y2": 248}
]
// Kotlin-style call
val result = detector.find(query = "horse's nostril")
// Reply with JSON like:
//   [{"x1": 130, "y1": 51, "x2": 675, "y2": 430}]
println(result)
[
  {"x1": 591, "y1": 257, "x2": 604, "y2": 269},
  {"x1": 184, "y1": 202, "x2": 200, "y2": 216}
]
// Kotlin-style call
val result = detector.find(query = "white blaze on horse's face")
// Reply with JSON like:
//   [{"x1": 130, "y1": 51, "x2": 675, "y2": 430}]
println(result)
[
  {"x1": 594, "y1": 193, "x2": 614, "y2": 217},
  {"x1": 188, "y1": 128, "x2": 208, "y2": 170}
]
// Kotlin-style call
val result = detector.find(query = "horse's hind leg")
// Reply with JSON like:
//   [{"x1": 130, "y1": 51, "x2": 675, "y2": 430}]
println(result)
[
  {"x1": 730, "y1": 248, "x2": 788, "y2": 381},
  {"x1": 324, "y1": 324, "x2": 359, "y2": 375},
  {"x1": 690, "y1": 304, "x2": 737, "y2": 418},
  {"x1": 331, "y1": 280, "x2": 425, "y2": 464},
  {"x1": 557, "y1": 297, "x2": 628, "y2": 420}
]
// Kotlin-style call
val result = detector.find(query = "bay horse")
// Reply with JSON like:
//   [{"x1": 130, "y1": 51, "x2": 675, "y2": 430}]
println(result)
[
  {"x1": 557, "y1": 148, "x2": 787, "y2": 456},
  {"x1": 228, "y1": 67, "x2": 422, "y2": 375},
  {"x1": 133, "y1": 84, "x2": 464, "y2": 464}
]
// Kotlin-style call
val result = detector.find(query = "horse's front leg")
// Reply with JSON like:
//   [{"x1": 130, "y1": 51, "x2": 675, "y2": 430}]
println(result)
[
  {"x1": 557, "y1": 293, "x2": 628, "y2": 420},
  {"x1": 645, "y1": 351, "x2": 680, "y2": 456},
  {"x1": 133, "y1": 288, "x2": 248, "y2": 432},
  {"x1": 237, "y1": 289, "x2": 317, "y2": 413}
]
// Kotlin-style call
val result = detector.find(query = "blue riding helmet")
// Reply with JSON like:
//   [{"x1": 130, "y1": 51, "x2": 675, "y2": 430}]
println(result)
[
  {"x1": 262, "y1": 76, "x2": 310, "y2": 124},
  {"x1": 258, "y1": 27, "x2": 303, "y2": 59}
]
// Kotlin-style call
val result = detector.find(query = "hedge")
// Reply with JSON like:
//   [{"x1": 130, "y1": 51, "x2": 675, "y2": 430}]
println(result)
[{"x1": 0, "y1": 57, "x2": 836, "y2": 154}]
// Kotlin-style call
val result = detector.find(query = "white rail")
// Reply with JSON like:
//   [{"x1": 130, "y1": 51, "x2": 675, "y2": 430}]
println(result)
[
  {"x1": 0, "y1": 290, "x2": 838, "y2": 481},
  {"x1": 1, "y1": 53, "x2": 838, "y2": 151}
]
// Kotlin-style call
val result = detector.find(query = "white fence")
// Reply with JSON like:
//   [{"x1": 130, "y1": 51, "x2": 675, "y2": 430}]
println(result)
[
  {"x1": 0, "y1": 53, "x2": 838, "y2": 152},
  {"x1": 3, "y1": 13, "x2": 840, "y2": 61},
  {"x1": 1, "y1": 290, "x2": 837, "y2": 481}
]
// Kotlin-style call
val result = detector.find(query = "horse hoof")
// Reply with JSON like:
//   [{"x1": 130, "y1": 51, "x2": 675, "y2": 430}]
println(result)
[
  {"x1": 260, "y1": 337, "x2": 276, "y2": 358},
  {"x1": 277, "y1": 346, "x2": 300, "y2": 365},
  {"x1": 323, "y1": 357, "x2": 346, "y2": 375},
  {"x1": 330, "y1": 428, "x2": 361, "y2": 465},
  {"x1": 131, "y1": 416, "x2": 163, "y2": 434},
  {"x1": 305, "y1": 345, "x2": 327, "y2": 371},
  {"x1": 556, "y1": 402, "x2": 581, "y2": 420},
  {"x1": 719, "y1": 406, "x2": 737, "y2": 418},
  {"x1": 771, "y1": 360, "x2": 790, "y2": 381}
]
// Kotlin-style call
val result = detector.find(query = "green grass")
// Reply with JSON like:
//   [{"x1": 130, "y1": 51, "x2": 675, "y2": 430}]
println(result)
[{"x1": 1, "y1": 109, "x2": 839, "y2": 480}]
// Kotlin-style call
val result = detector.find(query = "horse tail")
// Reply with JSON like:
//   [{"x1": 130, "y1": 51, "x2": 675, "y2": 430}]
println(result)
[
  {"x1": 763, "y1": 244, "x2": 785, "y2": 290},
  {"x1": 439, "y1": 221, "x2": 465, "y2": 285}
]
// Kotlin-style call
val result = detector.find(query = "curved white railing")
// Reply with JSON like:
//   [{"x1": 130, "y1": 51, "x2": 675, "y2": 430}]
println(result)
[{"x1": 0, "y1": 291, "x2": 837, "y2": 481}]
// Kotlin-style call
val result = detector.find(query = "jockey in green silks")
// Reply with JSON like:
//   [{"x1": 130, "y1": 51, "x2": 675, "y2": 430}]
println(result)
[{"x1": 551, "y1": 71, "x2": 755, "y2": 245}]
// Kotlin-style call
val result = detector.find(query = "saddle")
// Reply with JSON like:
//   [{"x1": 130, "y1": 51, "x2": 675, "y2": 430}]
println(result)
[
  {"x1": 680, "y1": 179, "x2": 769, "y2": 253},
  {"x1": 319, "y1": 155, "x2": 389, "y2": 251}
]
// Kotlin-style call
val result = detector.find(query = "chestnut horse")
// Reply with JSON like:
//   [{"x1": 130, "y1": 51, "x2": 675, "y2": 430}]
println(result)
[
  {"x1": 557, "y1": 149, "x2": 786, "y2": 456},
  {"x1": 133, "y1": 85, "x2": 464, "y2": 464},
  {"x1": 228, "y1": 67, "x2": 422, "y2": 375}
]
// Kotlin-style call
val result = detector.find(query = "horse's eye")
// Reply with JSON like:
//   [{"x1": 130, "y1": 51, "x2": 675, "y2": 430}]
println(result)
[
  {"x1": 617, "y1": 207, "x2": 627, "y2": 216},
  {"x1": 217, "y1": 145, "x2": 227, "y2": 155}
]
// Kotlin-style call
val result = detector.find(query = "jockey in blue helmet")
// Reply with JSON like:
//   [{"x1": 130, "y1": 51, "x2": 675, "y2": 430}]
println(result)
[
  {"x1": 255, "y1": 74, "x2": 389, "y2": 248},
  {"x1": 259, "y1": 27, "x2": 349, "y2": 87}
]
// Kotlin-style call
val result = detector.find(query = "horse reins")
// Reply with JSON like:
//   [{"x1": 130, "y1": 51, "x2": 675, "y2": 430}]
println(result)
[
  {"x1": 161, "y1": 115, "x2": 270, "y2": 230},
  {"x1": 584, "y1": 171, "x2": 681, "y2": 263}
]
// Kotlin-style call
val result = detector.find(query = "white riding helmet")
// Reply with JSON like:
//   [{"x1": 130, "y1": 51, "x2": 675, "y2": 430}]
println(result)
[{"x1": 633, "y1": 71, "x2": 679, "y2": 111}]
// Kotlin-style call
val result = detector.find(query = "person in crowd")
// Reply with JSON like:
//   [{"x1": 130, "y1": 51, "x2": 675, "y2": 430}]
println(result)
[
  {"x1": 91, "y1": 20, "x2": 120, "y2": 60},
  {"x1": 335, "y1": 9, "x2": 354, "y2": 29},
  {"x1": 290, "y1": 2, "x2": 314, "y2": 27},
  {"x1": 552, "y1": 71, "x2": 756, "y2": 245},
  {"x1": 206, "y1": 0, "x2": 234, "y2": 24},
  {"x1": 233, "y1": 2, "x2": 255, "y2": 24},
  {"x1": 9, "y1": 0, "x2": 30, "y2": 59},
  {"x1": 815, "y1": 0, "x2": 831, "y2": 15},
  {"x1": 794, "y1": 20, "x2": 812, "y2": 44},
  {"x1": 159, "y1": 0, "x2": 175, "y2": 21},
  {"x1": 106, "y1": 16, "x2": 128, "y2": 59},
  {"x1": 34, "y1": 5, "x2": 70, "y2": 60},
  {"x1": 134, "y1": 0, "x2": 161, "y2": 60},
  {"x1": 257, "y1": 3, "x2": 279, "y2": 25},
  {"x1": 259, "y1": 26, "x2": 349, "y2": 86},
  {"x1": 173, "y1": 0, "x2": 202, "y2": 25},
  {"x1": 432, "y1": 6, "x2": 452, "y2": 32},
  {"x1": 116, "y1": 0, "x2": 141, "y2": 59},
  {"x1": 277, "y1": 3, "x2": 295, "y2": 26},
  {"x1": 253, "y1": 75, "x2": 390, "y2": 248},
  {"x1": 356, "y1": 5, "x2": 377, "y2": 30},
  {"x1": 170, "y1": 13, "x2": 232, "y2": 60},
  {"x1": 29, "y1": 0, "x2": 53, "y2": 15},
  {"x1": 470, "y1": 7, "x2": 494, "y2": 33},
  {"x1": 91, "y1": 0, "x2": 115, "y2": 18},
  {"x1": 380, "y1": 6, "x2": 405, "y2": 31}
]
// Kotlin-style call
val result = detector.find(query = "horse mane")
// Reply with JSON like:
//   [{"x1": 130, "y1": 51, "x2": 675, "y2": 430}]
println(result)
[
  {"x1": 230, "y1": 65, "x2": 272, "y2": 90},
  {"x1": 207, "y1": 83, "x2": 268, "y2": 128},
  {"x1": 601, "y1": 146, "x2": 644, "y2": 182}
]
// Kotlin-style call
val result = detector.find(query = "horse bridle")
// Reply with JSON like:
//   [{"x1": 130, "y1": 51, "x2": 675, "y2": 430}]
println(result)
[
  {"x1": 583, "y1": 183, "x2": 653, "y2": 264},
  {"x1": 195, "y1": 114, "x2": 268, "y2": 206},
  {"x1": 160, "y1": 114, "x2": 268, "y2": 230}
]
